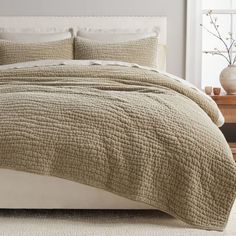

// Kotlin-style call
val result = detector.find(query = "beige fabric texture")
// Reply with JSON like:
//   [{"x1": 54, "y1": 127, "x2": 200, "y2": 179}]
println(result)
[
  {"x1": 0, "y1": 65, "x2": 235, "y2": 231},
  {"x1": 74, "y1": 37, "x2": 158, "y2": 67},
  {"x1": 0, "y1": 39, "x2": 73, "y2": 65}
]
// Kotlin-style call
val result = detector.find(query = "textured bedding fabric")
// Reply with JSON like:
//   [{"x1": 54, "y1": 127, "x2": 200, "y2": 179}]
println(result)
[
  {"x1": 0, "y1": 39, "x2": 73, "y2": 65},
  {"x1": 75, "y1": 37, "x2": 158, "y2": 67},
  {"x1": 0, "y1": 61, "x2": 235, "y2": 231}
]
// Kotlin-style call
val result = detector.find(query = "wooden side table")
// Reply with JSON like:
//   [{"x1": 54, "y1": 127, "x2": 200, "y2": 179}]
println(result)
[
  {"x1": 229, "y1": 143, "x2": 236, "y2": 161},
  {"x1": 211, "y1": 95, "x2": 236, "y2": 161}
]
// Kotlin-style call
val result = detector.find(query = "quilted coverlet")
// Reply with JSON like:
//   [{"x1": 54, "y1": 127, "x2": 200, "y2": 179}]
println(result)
[{"x1": 0, "y1": 61, "x2": 235, "y2": 230}]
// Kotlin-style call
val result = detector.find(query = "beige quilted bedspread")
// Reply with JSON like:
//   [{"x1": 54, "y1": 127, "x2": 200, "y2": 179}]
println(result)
[{"x1": 0, "y1": 64, "x2": 235, "y2": 230}]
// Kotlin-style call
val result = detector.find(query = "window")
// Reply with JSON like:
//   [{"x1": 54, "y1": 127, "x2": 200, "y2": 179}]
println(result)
[
  {"x1": 186, "y1": 0, "x2": 236, "y2": 89},
  {"x1": 201, "y1": 0, "x2": 236, "y2": 88}
]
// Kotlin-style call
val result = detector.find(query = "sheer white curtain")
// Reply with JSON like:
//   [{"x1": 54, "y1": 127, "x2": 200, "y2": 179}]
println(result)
[{"x1": 185, "y1": 0, "x2": 202, "y2": 88}]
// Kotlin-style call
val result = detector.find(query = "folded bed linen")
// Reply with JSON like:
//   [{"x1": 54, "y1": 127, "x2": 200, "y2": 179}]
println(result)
[{"x1": 0, "y1": 60, "x2": 235, "y2": 231}]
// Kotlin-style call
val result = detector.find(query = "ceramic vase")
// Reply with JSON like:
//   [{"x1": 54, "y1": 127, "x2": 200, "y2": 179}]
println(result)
[{"x1": 220, "y1": 65, "x2": 236, "y2": 95}]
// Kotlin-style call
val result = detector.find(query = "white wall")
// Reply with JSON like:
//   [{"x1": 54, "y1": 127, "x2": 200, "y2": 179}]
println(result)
[{"x1": 0, "y1": 0, "x2": 186, "y2": 78}]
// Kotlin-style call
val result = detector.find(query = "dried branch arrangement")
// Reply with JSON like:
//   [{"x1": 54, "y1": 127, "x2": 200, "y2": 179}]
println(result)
[{"x1": 201, "y1": 10, "x2": 236, "y2": 65}]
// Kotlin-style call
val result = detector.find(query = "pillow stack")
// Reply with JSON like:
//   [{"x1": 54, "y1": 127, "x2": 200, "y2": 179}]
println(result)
[
  {"x1": 0, "y1": 28, "x2": 161, "y2": 68},
  {"x1": 0, "y1": 30, "x2": 74, "y2": 65}
]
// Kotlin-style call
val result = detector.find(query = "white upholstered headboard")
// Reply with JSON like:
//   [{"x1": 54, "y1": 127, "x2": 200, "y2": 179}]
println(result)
[{"x1": 0, "y1": 16, "x2": 167, "y2": 69}]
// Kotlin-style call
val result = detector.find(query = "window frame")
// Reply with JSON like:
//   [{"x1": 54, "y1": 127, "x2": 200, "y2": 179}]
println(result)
[
  {"x1": 185, "y1": 0, "x2": 202, "y2": 88},
  {"x1": 202, "y1": 9, "x2": 236, "y2": 58},
  {"x1": 186, "y1": 0, "x2": 236, "y2": 88}
]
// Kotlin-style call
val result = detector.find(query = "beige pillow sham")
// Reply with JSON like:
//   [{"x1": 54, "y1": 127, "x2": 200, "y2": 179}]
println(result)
[
  {"x1": 0, "y1": 38, "x2": 73, "y2": 65},
  {"x1": 74, "y1": 36, "x2": 158, "y2": 68}
]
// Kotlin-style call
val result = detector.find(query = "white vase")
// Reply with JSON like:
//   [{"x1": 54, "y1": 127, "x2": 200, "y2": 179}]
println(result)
[{"x1": 220, "y1": 65, "x2": 236, "y2": 95}]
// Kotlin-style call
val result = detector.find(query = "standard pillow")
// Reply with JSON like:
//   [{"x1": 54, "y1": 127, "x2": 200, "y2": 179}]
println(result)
[
  {"x1": 0, "y1": 31, "x2": 72, "y2": 43},
  {"x1": 74, "y1": 36, "x2": 158, "y2": 68},
  {"x1": 0, "y1": 38, "x2": 73, "y2": 65}
]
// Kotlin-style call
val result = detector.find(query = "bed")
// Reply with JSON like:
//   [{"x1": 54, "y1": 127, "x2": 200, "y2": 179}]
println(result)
[{"x1": 0, "y1": 16, "x2": 235, "y2": 231}]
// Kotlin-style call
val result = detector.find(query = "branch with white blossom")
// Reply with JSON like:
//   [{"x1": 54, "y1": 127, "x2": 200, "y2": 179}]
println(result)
[{"x1": 201, "y1": 10, "x2": 236, "y2": 65}]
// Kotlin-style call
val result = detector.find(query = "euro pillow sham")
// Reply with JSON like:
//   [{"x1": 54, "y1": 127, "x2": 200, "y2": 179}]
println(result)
[
  {"x1": 0, "y1": 38, "x2": 73, "y2": 65},
  {"x1": 74, "y1": 36, "x2": 158, "y2": 68}
]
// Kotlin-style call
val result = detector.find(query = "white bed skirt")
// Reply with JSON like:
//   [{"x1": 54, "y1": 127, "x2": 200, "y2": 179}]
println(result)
[{"x1": 0, "y1": 169, "x2": 154, "y2": 209}]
